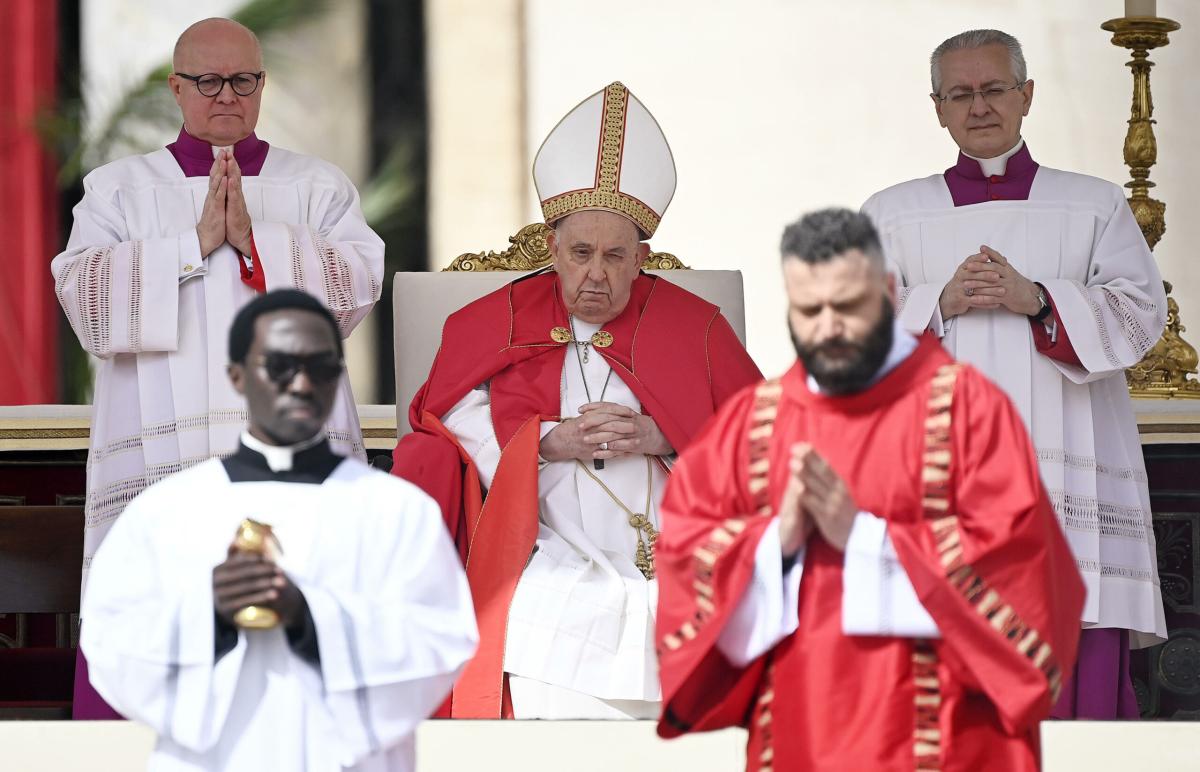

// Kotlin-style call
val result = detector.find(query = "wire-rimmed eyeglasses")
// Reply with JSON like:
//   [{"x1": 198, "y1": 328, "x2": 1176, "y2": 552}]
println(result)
[
  {"x1": 933, "y1": 81, "x2": 1027, "y2": 108},
  {"x1": 175, "y1": 71, "x2": 264, "y2": 97}
]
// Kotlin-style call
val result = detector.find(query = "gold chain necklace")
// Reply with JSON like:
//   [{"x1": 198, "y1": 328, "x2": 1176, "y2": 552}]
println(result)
[
  {"x1": 569, "y1": 316, "x2": 614, "y2": 400},
  {"x1": 576, "y1": 456, "x2": 658, "y2": 580}
]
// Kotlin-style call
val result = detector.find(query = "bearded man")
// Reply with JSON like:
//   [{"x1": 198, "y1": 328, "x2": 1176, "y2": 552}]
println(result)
[{"x1": 656, "y1": 208, "x2": 1084, "y2": 771}]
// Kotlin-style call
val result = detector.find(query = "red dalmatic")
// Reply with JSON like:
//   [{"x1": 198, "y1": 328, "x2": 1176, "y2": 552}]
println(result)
[
  {"x1": 392, "y1": 271, "x2": 761, "y2": 718},
  {"x1": 656, "y1": 335, "x2": 1084, "y2": 771}
]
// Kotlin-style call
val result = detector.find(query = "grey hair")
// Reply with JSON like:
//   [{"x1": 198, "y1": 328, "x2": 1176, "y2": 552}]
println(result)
[
  {"x1": 780, "y1": 208, "x2": 883, "y2": 269},
  {"x1": 930, "y1": 29, "x2": 1027, "y2": 95}
]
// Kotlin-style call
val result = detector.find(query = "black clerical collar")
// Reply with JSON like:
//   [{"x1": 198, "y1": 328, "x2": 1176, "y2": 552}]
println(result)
[{"x1": 222, "y1": 432, "x2": 344, "y2": 484}]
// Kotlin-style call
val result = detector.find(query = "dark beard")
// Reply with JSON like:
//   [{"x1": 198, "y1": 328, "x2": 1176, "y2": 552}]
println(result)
[{"x1": 791, "y1": 297, "x2": 895, "y2": 395}]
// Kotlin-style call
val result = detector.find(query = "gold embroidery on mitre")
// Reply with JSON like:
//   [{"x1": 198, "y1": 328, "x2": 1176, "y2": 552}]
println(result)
[
  {"x1": 597, "y1": 82, "x2": 627, "y2": 194},
  {"x1": 550, "y1": 326, "x2": 572, "y2": 343},
  {"x1": 592, "y1": 330, "x2": 613, "y2": 348},
  {"x1": 541, "y1": 189, "x2": 661, "y2": 240},
  {"x1": 539, "y1": 82, "x2": 663, "y2": 238}
]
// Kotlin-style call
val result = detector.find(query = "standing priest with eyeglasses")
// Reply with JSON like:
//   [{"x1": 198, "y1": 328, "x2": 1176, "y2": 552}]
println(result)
[
  {"x1": 51, "y1": 17, "x2": 383, "y2": 718},
  {"x1": 861, "y1": 28, "x2": 1167, "y2": 719},
  {"x1": 81, "y1": 290, "x2": 477, "y2": 772}
]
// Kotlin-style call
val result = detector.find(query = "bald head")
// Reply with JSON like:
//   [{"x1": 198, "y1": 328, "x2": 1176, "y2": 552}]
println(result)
[
  {"x1": 168, "y1": 18, "x2": 265, "y2": 146},
  {"x1": 173, "y1": 18, "x2": 262, "y2": 72}
]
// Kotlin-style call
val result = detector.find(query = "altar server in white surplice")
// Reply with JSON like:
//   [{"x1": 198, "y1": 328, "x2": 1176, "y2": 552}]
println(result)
[
  {"x1": 82, "y1": 291, "x2": 477, "y2": 772},
  {"x1": 862, "y1": 29, "x2": 1166, "y2": 719},
  {"x1": 52, "y1": 18, "x2": 383, "y2": 717}
]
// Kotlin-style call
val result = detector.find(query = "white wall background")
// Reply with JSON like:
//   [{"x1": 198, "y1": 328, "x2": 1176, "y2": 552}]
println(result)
[
  {"x1": 77, "y1": 1, "x2": 1200, "y2": 394},
  {"x1": 519, "y1": 0, "x2": 1200, "y2": 377}
]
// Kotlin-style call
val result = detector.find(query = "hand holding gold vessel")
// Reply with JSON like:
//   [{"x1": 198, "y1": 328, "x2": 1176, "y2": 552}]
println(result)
[{"x1": 213, "y1": 519, "x2": 302, "y2": 630}]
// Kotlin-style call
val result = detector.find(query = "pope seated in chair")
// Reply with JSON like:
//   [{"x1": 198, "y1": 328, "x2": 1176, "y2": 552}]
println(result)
[{"x1": 392, "y1": 82, "x2": 762, "y2": 719}]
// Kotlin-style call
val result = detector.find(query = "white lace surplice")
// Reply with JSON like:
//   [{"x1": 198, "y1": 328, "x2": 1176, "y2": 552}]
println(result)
[
  {"x1": 52, "y1": 146, "x2": 383, "y2": 589},
  {"x1": 864, "y1": 167, "x2": 1167, "y2": 645}
]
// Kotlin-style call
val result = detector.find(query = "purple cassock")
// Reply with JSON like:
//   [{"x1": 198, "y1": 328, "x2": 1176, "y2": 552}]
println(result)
[
  {"x1": 71, "y1": 127, "x2": 269, "y2": 721},
  {"x1": 945, "y1": 142, "x2": 1139, "y2": 721}
]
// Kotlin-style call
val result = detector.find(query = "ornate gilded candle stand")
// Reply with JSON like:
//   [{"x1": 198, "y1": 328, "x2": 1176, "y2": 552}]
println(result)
[
  {"x1": 1104, "y1": 15, "x2": 1200, "y2": 721},
  {"x1": 1102, "y1": 15, "x2": 1199, "y2": 398}
]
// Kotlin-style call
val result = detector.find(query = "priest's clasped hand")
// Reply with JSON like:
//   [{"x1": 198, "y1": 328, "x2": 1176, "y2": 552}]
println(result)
[
  {"x1": 196, "y1": 150, "x2": 254, "y2": 258},
  {"x1": 213, "y1": 548, "x2": 304, "y2": 630},
  {"x1": 539, "y1": 402, "x2": 673, "y2": 462},
  {"x1": 939, "y1": 245, "x2": 1043, "y2": 320},
  {"x1": 778, "y1": 443, "x2": 858, "y2": 556}
]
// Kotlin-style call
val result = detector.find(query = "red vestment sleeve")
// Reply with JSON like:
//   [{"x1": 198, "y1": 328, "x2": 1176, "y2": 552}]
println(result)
[
  {"x1": 886, "y1": 366, "x2": 1085, "y2": 735},
  {"x1": 237, "y1": 233, "x2": 267, "y2": 293},
  {"x1": 655, "y1": 382, "x2": 777, "y2": 737},
  {"x1": 391, "y1": 411, "x2": 480, "y2": 564},
  {"x1": 1029, "y1": 292, "x2": 1082, "y2": 367}
]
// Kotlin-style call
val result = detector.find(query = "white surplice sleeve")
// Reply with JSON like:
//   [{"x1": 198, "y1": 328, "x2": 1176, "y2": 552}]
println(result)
[
  {"x1": 861, "y1": 195, "x2": 948, "y2": 338},
  {"x1": 79, "y1": 494, "x2": 247, "y2": 752},
  {"x1": 716, "y1": 519, "x2": 802, "y2": 667},
  {"x1": 842, "y1": 513, "x2": 940, "y2": 638},
  {"x1": 296, "y1": 488, "x2": 477, "y2": 767},
  {"x1": 249, "y1": 164, "x2": 384, "y2": 338},
  {"x1": 1038, "y1": 186, "x2": 1167, "y2": 384},
  {"x1": 715, "y1": 513, "x2": 939, "y2": 666},
  {"x1": 51, "y1": 173, "x2": 196, "y2": 357},
  {"x1": 440, "y1": 383, "x2": 558, "y2": 488}
]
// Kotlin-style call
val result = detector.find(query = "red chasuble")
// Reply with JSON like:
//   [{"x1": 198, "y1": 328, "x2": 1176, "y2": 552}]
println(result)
[
  {"x1": 392, "y1": 270, "x2": 761, "y2": 718},
  {"x1": 656, "y1": 334, "x2": 1084, "y2": 771}
]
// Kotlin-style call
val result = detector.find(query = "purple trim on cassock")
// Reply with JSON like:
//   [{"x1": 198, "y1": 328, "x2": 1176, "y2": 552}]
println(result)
[
  {"x1": 943, "y1": 142, "x2": 1038, "y2": 206},
  {"x1": 1051, "y1": 628, "x2": 1141, "y2": 719},
  {"x1": 72, "y1": 648, "x2": 122, "y2": 720},
  {"x1": 167, "y1": 127, "x2": 269, "y2": 177}
]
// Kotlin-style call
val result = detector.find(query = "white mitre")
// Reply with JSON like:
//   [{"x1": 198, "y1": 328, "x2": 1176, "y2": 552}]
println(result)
[{"x1": 533, "y1": 82, "x2": 676, "y2": 239}]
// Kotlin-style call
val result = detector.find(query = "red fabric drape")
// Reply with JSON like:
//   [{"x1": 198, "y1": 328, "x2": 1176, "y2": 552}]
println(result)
[{"x1": 0, "y1": 0, "x2": 59, "y2": 404}]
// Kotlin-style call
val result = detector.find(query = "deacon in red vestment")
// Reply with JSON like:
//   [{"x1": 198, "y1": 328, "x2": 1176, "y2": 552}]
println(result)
[
  {"x1": 656, "y1": 209, "x2": 1084, "y2": 771},
  {"x1": 393, "y1": 83, "x2": 761, "y2": 719}
]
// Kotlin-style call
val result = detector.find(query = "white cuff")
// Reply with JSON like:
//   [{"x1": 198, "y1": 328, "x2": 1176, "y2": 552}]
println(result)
[
  {"x1": 536, "y1": 421, "x2": 558, "y2": 468},
  {"x1": 441, "y1": 386, "x2": 501, "y2": 488},
  {"x1": 929, "y1": 299, "x2": 947, "y2": 338},
  {"x1": 716, "y1": 518, "x2": 803, "y2": 668},
  {"x1": 178, "y1": 229, "x2": 206, "y2": 283},
  {"x1": 842, "y1": 512, "x2": 939, "y2": 638}
]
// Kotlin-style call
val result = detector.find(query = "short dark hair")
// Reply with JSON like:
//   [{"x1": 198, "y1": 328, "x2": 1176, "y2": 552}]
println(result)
[
  {"x1": 228, "y1": 289, "x2": 343, "y2": 364},
  {"x1": 780, "y1": 208, "x2": 883, "y2": 267}
]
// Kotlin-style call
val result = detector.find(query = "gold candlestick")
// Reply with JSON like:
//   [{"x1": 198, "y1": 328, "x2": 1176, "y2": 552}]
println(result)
[{"x1": 1101, "y1": 15, "x2": 1200, "y2": 398}]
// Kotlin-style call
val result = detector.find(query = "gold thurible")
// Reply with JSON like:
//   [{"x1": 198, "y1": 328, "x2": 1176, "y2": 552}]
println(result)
[{"x1": 232, "y1": 519, "x2": 281, "y2": 629}]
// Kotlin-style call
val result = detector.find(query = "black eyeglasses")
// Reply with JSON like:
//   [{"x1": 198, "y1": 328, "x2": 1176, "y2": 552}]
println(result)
[
  {"x1": 175, "y1": 71, "x2": 264, "y2": 97},
  {"x1": 258, "y1": 353, "x2": 343, "y2": 386}
]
